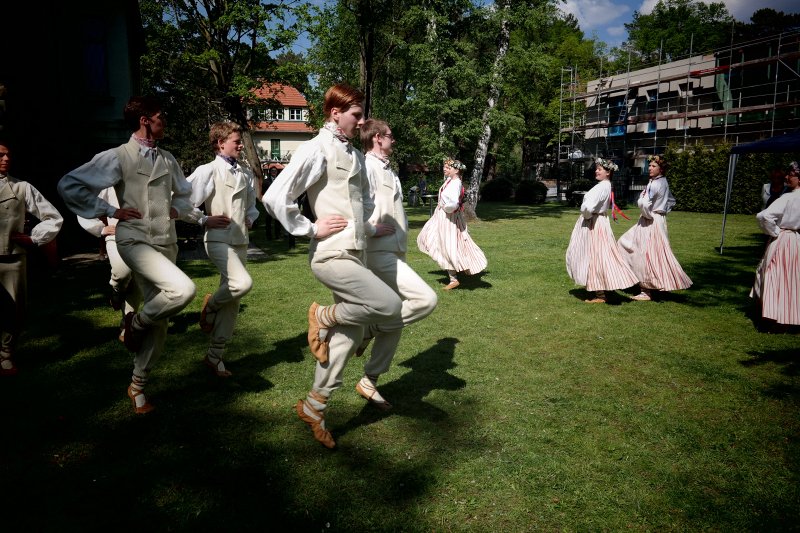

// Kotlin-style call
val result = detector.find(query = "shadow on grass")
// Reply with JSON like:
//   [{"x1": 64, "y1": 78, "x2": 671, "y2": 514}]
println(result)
[
  {"x1": 336, "y1": 337, "x2": 467, "y2": 437},
  {"x1": 568, "y1": 287, "x2": 640, "y2": 305},
  {"x1": 677, "y1": 239, "x2": 763, "y2": 309},
  {"x1": 741, "y1": 347, "x2": 800, "y2": 379},
  {"x1": 426, "y1": 270, "x2": 492, "y2": 290}
]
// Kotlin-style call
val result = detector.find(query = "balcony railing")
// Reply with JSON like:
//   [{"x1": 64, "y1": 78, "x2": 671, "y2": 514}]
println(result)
[{"x1": 259, "y1": 151, "x2": 293, "y2": 165}]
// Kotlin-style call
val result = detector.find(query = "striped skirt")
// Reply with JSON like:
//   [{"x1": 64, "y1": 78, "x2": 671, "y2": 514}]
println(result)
[
  {"x1": 417, "y1": 206, "x2": 487, "y2": 275},
  {"x1": 617, "y1": 213, "x2": 692, "y2": 291},
  {"x1": 566, "y1": 214, "x2": 639, "y2": 292},
  {"x1": 751, "y1": 229, "x2": 800, "y2": 325}
]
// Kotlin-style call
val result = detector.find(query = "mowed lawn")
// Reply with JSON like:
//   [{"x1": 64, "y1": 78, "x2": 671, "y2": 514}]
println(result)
[{"x1": 3, "y1": 201, "x2": 798, "y2": 532}]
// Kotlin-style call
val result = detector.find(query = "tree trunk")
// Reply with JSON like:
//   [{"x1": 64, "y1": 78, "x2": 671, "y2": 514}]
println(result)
[
  {"x1": 483, "y1": 142, "x2": 498, "y2": 182},
  {"x1": 521, "y1": 133, "x2": 534, "y2": 181},
  {"x1": 356, "y1": 0, "x2": 375, "y2": 117},
  {"x1": 463, "y1": 4, "x2": 510, "y2": 221}
]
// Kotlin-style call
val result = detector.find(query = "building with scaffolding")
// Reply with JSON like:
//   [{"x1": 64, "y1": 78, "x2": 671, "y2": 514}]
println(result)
[{"x1": 557, "y1": 29, "x2": 800, "y2": 200}]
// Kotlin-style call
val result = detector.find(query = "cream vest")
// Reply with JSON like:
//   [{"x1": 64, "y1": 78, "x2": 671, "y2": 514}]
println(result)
[
  {"x1": 306, "y1": 134, "x2": 368, "y2": 251},
  {"x1": 366, "y1": 157, "x2": 407, "y2": 253},
  {"x1": 198, "y1": 159, "x2": 253, "y2": 246},
  {"x1": 113, "y1": 139, "x2": 179, "y2": 245},
  {"x1": 0, "y1": 177, "x2": 27, "y2": 255}
]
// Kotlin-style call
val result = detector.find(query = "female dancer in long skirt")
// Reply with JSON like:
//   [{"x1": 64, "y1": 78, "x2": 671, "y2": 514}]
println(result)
[
  {"x1": 566, "y1": 158, "x2": 638, "y2": 303},
  {"x1": 617, "y1": 154, "x2": 692, "y2": 301},
  {"x1": 417, "y1": 159, "x2": 487, "y2": 290},
  {"x1": 751, "y1": 161, "x2": 799, "y2": 330}
]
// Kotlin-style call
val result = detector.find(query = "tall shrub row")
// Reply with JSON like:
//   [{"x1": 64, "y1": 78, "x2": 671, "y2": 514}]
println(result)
[{"x1": 666, "y1": 143, "x2": 800, "y2": 214}]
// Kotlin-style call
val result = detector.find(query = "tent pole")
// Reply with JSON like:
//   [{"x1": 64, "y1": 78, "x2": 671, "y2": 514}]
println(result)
[{"x1": 720, "y1": 153, "x2": 738, "y2": 254}]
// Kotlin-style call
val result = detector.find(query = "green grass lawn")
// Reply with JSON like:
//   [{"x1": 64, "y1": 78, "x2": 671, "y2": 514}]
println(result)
[{"x1": 3, "y1": 202, "x2": 798, "y2": 532}]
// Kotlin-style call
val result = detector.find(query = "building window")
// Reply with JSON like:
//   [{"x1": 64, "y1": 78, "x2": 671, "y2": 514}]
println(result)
[
  {"x1": 255, "y1": 107, "x2": 269, "y2": 121},
  {"x1": 255, "y1": 107, "x2": 284, "y2": 121},
  {"x1": 289, "y1": 108, "x2": 303, "y2": 121},
  {"x1": 270, "y1": 139, "x2": 281, "y2": 160},
  {"x1": 608, "y1": 97, "x2": 627, "y2": 137}
]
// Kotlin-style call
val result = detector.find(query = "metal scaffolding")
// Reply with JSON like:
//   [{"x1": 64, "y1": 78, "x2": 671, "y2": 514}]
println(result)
[{"x1": 557, "y1": 29, "x2": 800, "y2": 197}]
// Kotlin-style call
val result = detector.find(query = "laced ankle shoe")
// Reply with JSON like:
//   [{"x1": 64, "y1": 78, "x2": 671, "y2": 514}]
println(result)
[
  {"x1": 295, "y1": 399, "x2": 336, "y2": 449},
  {"x1": 199, "y1": 293, "x2": 215, "y2": 333},
  {"x1": 307, "y1": 302, "x2": 329, "y2": 364},
  {"x1": 127, "y1": 385, "x2": 155, "y2": 415},
  {"x1": 356, "y1": 376, "x2": 392, "y2": 411},
  {"x1": 0, "y1": 352, "x2": 18, "y2": 377},
  {"x1": 204, "y1": 355, "x2": 232, "y2": 378},
  {"x1": 109, "y1": 288, "x2": 124, "y2": 311},
  {"x1": 586, "y1": 291, "x2": 607, "y2": 303}
]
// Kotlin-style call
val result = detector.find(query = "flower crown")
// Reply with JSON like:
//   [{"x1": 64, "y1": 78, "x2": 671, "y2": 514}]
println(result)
[
  {"x1": 445, "y1": 159, "x2": 466, "y2": 170},
  {"x1": 648, "y1": 154, "x2": 667, "y2": 167},
  {"x1": 595, "y1": 157, "x2": 618, "y2": 172}
]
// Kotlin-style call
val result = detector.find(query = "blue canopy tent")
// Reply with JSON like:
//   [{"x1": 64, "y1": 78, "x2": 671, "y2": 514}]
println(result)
[{"x1": 720, "y1": 129, "x2": 800, "y2": 253}]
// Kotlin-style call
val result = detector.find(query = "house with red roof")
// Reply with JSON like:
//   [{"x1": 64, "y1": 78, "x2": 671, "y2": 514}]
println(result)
[{"x1": 249, "y1": 82, "x2": 316, "y2": 170}]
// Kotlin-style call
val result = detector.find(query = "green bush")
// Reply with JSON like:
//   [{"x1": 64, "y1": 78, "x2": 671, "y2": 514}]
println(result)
[
  {"x1": 480, "y1": 177, "x2": 514, "y2": 202},
  {"x1": 514, "y1": 180, "x2": 548, "y2": 204},
  {"x1": 666, "y1": 142, "x2": 800, "y2": 214}
]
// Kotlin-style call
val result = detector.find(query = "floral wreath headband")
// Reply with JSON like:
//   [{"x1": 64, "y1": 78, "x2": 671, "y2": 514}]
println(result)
[
  {"x1": 595, "y1": 158, "x2": 618, "y2": 172},
  {"x1": 648, "y1": 154, "x2": 667, "y2": 168},
  {"x1": 445, "y1": 158, "x2": 466, "y2": 170},
  {"x1": 789, "y1": 161, "x2": 799, "y2": 173}
]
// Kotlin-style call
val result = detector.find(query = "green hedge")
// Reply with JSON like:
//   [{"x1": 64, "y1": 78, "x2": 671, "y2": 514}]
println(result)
[
  {"x1": 480, "y1": 177, "x2": 515, "y2": 202},
  {"x1": 514, "y1": 180, "x2": 548, "y2": 205},
  {"x1": 666, "y1": 142, "x2": 800, "y2": 214}
]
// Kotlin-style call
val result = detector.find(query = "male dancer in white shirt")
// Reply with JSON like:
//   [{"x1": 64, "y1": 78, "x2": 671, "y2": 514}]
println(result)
[
  {"x1": 357, "y1": 118, "x2": 438, "y2": 410},
  {"x1": 188, "y1": 121, "x2": 259, "y2": 378},
  {"x1": 263, "y1": 84, "x2": 402, "y2": 448},
  {"x1": 76, "y1": 186, "x2": 140, "y2": 341},
  {"x1": 58, "y1": 96, "x2": 197, "y2": 414}
]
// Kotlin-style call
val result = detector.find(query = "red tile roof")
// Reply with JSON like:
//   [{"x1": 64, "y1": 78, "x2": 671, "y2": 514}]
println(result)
[
  {"x1": 252, "y1": 121, "x2": 315, "y2": 133},
  {"x1": 251, "y1": 83, "x2": 309, "y2": 107}
]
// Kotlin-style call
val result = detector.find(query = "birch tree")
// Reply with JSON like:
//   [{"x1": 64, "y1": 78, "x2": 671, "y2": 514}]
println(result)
[{"x1": 462, "y1": 0, "x2": 509, "y2": 220}]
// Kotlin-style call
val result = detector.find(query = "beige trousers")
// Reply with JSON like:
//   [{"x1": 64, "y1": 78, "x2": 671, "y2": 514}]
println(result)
[
  {"x1": 106, "y1": 239, "x2": 140, "y2": 316},
  {"x1": 116, "y1": 240, "x2": 196, "y2": 378},
  {"x1": 0, "y1": 254, "x2": 26, "y2": 355},
  {"x1": 204, "y1": 241, "x2": 252, "y2": 358},
  {"x1": 308, "y1": 247, "x2": 402, "y2": 398},
  {"x1": 364, "y1": 250, "x2": 438, "y2": 376}
]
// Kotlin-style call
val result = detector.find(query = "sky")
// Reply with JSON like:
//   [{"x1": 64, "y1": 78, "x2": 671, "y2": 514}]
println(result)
[{"x1": 560, "y1": 0, "x2": 800, "y2": 50}]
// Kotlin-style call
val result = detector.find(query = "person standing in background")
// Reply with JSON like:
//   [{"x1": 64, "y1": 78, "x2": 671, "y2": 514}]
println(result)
[
  {"x1": 262, "y1": 166, "x2": 283, "y2": 240},
  {"x1": 58, "y1": 96, "x2": 197, "y2": 414},
  {"x1": 189, "y1": 121, "x2": 259, "y2": 378},
  {"x1": 0, "y1": 139, "x2": 63, "y2": 376},
  {"x1": 762, "y1": 166, "x2": 789, "y2": 209}
]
